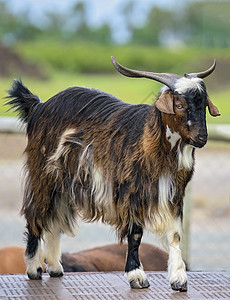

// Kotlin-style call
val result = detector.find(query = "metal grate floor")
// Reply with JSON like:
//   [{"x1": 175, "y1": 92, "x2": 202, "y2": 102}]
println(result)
[{"x1": 0, "y1": 271, "x2": 230, "y2": 299}]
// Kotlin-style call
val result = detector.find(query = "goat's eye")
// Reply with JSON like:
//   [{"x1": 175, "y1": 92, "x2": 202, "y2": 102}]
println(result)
[{"x1": 176, "y1": 104, "x2": 183, "y2": 109}]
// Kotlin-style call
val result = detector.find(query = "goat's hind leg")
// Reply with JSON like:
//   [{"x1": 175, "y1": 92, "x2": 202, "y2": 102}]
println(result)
[
  {"x1": 125, "y1": 224, "x2": 150, "y2": 289},
  {"x1": 43, "y1": 223, "x2": 63, "y2": 277},
  {"x1": 25, "y1": 225, "x2": 43, "y2": 280}
]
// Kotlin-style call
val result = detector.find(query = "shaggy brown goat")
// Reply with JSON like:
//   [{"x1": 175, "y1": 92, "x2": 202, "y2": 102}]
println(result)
[
  {"x1": 0, "y1": 243, "x2": 168, "y2": 274},
  {"x1": 5, "y1": 57, "x2": 219, "y2": 292}
]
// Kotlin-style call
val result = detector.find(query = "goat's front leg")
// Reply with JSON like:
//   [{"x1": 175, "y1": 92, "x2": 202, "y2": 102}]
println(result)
[
  {"x1": 125, "y1": 223, "x2": 150, "y2": 289},
  {"x1": 167, "y1": 218, "x2": 187, "y2": 292},
  {"x1": 43, "y1": 223, "x2": 63, "y2": 277}
]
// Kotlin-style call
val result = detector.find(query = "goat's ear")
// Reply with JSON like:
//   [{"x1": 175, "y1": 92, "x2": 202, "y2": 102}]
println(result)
[
  {"x1": 206, "y1": 97, "x2": 220, "y2": 117},
  {"x1": 155, "y1": 91, "x2": 175, "y2": 115}
]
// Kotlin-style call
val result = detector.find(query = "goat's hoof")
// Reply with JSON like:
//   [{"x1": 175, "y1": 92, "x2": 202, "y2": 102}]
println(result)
[
  {"x1": 46, "y1": 262, "x2": 64, "y2": 277},
  {"x1": 171, "y1": 281, "x2": 187, "y2": 292},
  {"x1": 27, "y1": 267, "x2": 42, "y2": 280},
  {"x1": 130, "y1": 278, "x2": 150, "y2": 289},
  {"x1": 49, "y1": 270, "x2": 64, "y2": 277}
]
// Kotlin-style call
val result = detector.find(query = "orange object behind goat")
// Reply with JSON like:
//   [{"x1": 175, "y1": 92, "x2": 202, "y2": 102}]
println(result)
[{"x1": 0, "y1": 243, "x2": 168, "y2": 274}]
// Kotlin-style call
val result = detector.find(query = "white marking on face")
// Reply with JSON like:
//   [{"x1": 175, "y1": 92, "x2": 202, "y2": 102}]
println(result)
[
  {"x1": 178, "y1": 145, "x2": 194, "y2": 170},
  {"x1": 187, "y1": 120, "x2": 192, "y2": 127},
  {"x1": 166, "y1": 125, "x2": 181, "y2": 150},
  {"x1": 174, "y1": 77, "x2": 204, "y2": 94}
]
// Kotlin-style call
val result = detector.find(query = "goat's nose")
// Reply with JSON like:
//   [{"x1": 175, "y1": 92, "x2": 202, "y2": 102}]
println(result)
[{"x1": 198, "y1": 134, "x2": 208, "y2": 142}]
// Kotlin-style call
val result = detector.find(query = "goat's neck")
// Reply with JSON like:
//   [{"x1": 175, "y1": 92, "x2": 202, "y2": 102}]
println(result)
[
  {"x1": 142, "y1": 107, "x2": 194, "y2": 175},
  {"x1": 143, "y1": 107, "x2": 177, "y2": 156}
]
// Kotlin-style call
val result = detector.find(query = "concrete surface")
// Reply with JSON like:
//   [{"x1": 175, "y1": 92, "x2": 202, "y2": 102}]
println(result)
[{"x1": 0, "y1": 271, "x2": 230, "y2": 299}]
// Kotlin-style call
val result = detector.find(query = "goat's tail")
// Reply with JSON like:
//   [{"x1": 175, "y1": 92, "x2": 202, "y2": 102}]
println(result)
[{"x1": 5, "y1": 79, "x2": 41, "y2": 123}]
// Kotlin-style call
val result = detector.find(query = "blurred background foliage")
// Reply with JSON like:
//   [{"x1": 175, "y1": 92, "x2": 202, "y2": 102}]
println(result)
[{"x1": 0, "y1": 0, "x2": 230, "y2": 123}]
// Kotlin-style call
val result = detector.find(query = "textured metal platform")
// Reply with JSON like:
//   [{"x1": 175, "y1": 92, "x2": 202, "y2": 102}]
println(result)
[{"x1": 0, "y1": 271, "x2": 230, "y2": 299}]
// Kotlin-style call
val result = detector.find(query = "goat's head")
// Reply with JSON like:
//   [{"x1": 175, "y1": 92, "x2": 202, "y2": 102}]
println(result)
[{"x1": 111, "y1": 56, "x2": 220, "y2": 148}]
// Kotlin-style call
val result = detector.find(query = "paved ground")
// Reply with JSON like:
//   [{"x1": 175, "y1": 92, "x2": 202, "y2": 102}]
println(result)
[
  {"x1": 1, "y1": 271, "x2": 230, "y2": 299},
  {"x1": 0, "y1": 133, "x2": 229, "y2": 271}
]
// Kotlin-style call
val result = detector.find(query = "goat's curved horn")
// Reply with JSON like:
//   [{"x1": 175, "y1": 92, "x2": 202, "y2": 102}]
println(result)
[
  {"x1": 184, "y1": 59, "x2": 216, "y2": 79},
  {"x1": 111, "y1": 56, "x2": 181, "y2": 90}
]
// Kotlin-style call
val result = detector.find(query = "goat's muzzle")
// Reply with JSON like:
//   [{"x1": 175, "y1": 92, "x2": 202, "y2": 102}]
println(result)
[{"x1": 189, "y1": 133, "x2": 208, "y2": 148}]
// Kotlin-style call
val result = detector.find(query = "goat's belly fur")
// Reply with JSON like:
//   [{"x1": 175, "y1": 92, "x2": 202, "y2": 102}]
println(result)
[
  {"x1": 42, "y1": 128, "x2": 194, "y2": 238},
  {"x1": 145, "y1": 174, "x2": 175, "y2": 234},
  {"x1": 45, "y1": 129, "x2": 117, "y2": 234}
]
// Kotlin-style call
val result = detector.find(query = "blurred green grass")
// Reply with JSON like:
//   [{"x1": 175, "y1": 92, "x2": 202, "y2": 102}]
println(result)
[
  {"x1": 1, "y1": 41, "x2": 229, "y2": 123},
  {"x1": 15, "y1": 41, "x2": 230, "y2": 75},
  {"x1": 1, "y1": 41, "x2": 229, "y2": 122},
  {"x1": 1, "y1": 71, "x2": 229, "y2": 123}
]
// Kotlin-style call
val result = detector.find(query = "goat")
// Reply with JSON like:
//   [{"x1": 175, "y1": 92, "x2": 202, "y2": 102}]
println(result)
[
  {"x1": 62, "y1": 243, "x2": 169, "y2": 272},
  {"x1": 0, "y1": 243, "x2": 168, "y2": 274},
  {"x1": 5, "y1": 57, "x2": 220, "y2": 292}
]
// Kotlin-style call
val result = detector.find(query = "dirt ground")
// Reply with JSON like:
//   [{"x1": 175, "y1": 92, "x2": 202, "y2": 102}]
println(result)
[
  {"x1": 0, "y1": 133, "x2": 229, "y2": 271},
  {"x1": 0, "y1": 44, "x2": 45, "y2": 78}
]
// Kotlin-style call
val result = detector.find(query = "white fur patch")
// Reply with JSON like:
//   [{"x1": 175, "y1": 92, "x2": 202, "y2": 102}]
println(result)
[
  {"x1": 49, "y1": 128, "x2": 78, "y2": 162},
  {"x1": 174, "y1": 77, "x2": 204, "y2": 94},
  {"x1": 167, "y1": 219, "x2": 187, "y2": 285},
  {"x1": 125, "y1": 267, "x2": 148, "y2": 284},
  {"x1": 150, "y1": 174, "x2": 175, "y2": 233},
  {"x1": 77, "y1": 143, "x2": 92, "y2": 184},
  {"x1": 178, "y1": 145, "x2": 194, "y2": 170},
  {"x1": 91, "y1": 167, "x2": 115, "y2": 222},
  {"x1": 168, "y1": 249, "x2": 187, "y2": 284},
  {"x1": 145, "y1": 173, "x2": 176, "y2": 234},
  {"x1": 46, "y1": 128, "x2": 81, "y2": 176},
  {"x1": 25, "y1": 240, "x2": 43, "y2": 275},
  {"x1": 166, "y1": 125, "x2": 181, "y2": 150},
  {"x1": 158, "y1": 173, "x2": 175, "y2": 212},
  {"x1": 74, "y1": 143, "x2": 115, "y2": 224},
  {"x1": 43, "y1": 224, "x2": 63, "y2": 274},
  {"x1": 161, "y1": 85, "x2": 170, "y2": 94},
  {"x1": 187, "y1": 120, "x2": 192, "y2": 127}
]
